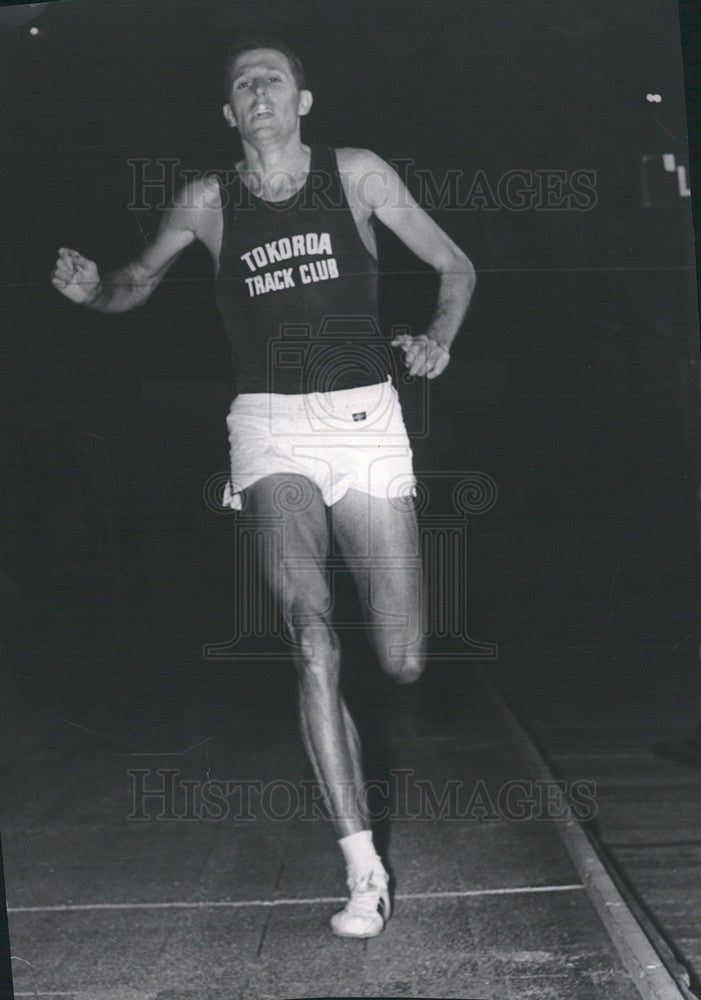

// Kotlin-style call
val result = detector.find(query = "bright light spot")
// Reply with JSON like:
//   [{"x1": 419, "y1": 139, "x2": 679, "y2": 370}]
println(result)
[
  {"x1": 29, "y1": 26, "x2": 39, "y2": 35},
  {"x1": 646, "y1": 93, "x2": 662, "y2": 103}
]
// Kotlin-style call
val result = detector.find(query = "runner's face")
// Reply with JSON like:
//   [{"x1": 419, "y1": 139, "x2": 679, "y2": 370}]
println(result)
[{"x1": 226, "y1": 49, "x2": 307, "y2": 139}]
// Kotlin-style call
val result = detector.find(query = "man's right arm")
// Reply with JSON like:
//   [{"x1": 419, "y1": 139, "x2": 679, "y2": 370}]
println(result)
[{"x1": 51, "y1": 179, "x2": 210, "y2": 312}]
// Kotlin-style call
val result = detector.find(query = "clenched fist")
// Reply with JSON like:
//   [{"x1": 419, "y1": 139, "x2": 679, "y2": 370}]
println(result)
[{"x1": 51, "y1": 248, "x2": 102, "y2": 305}]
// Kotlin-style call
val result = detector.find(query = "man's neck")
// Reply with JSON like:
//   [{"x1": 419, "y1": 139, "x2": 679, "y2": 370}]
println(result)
[{"x1": 239, "y1": 134, "x2": 310, "y2": 200}]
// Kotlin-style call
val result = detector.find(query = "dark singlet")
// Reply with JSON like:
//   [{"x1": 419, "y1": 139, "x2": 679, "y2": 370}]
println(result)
[{"x1": 216, "y1": 145, "x2": 392, "y2": 395}]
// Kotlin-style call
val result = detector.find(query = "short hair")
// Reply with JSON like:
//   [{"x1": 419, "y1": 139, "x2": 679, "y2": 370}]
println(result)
[{"x1": 223, "y1": 37, "x2": 306, "y2": 99}]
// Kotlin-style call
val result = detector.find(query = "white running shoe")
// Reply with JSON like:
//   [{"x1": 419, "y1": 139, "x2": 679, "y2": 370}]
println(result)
[{"x1": 330, "y1": 863, "x2": 391, "y2": 938}]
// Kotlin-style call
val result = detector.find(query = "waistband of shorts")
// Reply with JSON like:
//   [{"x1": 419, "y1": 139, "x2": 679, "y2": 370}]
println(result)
[{"x1": 231, "y1": 374, "x2": 396, "y2": 415}]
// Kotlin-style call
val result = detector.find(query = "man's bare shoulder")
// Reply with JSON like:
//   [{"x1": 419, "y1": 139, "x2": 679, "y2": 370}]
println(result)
[
  {"x1": 165, "y1": 174, "x2": 222, "y2": 243},
  {"x1": 335, "y1": 147, "x2": 388, "y2": 176},
  {"x1": 172, "y1": 175, "x2": 222, "y2": 214},
  {"x1": 334, "y1": 148, "x2": 398, "y2": 212}
]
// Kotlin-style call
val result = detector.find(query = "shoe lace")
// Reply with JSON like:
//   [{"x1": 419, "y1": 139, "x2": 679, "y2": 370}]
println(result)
[{"x1": 346, "y1": 868, "x2": 390, "y2": 918}]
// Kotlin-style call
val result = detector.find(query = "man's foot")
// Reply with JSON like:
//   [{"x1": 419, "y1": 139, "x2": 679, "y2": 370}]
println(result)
[{"x1": 330, "y1": 863, "x2": 391, "y2": 938}]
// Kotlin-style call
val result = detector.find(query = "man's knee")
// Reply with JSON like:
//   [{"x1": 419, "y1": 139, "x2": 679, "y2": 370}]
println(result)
[
  {"x1": 291, "y1": 615, "x2": 341, "y2": 683},
  {"x1": 395, "y1": 651, "x2": 425, "y2": 685},
  {"x1": 380, "y1": 644, "x2": 425, "y2": 685}
]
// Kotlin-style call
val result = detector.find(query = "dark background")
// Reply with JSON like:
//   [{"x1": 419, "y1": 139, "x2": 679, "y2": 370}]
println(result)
[
  {"x1": 0, "y1": 0, "x2": 699, "y2": 640},
  {"x1": 0, "y1": 3, "x2": 700, "y2": 994}
]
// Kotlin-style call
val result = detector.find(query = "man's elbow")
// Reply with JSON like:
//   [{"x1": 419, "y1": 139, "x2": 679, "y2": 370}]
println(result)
[
  {"x1": 129, "y1": 267, "x2": 160, "y2": 309},
  {"x1": 444, "y1": 248, "x2": 475, "y2": 285}
]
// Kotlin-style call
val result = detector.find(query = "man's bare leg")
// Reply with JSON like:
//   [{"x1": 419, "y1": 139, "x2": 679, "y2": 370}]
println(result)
[
  {"x1": 323, "y1": 486, "x2": 426, "y2": 935},
  {"x1": 299, "y1": 693, "x2": 368, "y2": 835},
  {"x1": 243, "y1": 474, "x2": 368, "y2": 835},
  {"x1": 331, "y1": 487, "x2": 426, "y2": 684},
  {"x1": 243, "y1": 475, "x2": 423, "y2": 934}
]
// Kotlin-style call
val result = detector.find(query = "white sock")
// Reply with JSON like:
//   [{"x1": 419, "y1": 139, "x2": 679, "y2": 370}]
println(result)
[{"x1": 338, "y1": 829, "x2": 382, "y2": 871}]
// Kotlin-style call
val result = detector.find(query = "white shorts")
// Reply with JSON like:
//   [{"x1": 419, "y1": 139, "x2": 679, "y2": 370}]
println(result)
[{"x1": 223, "y1": 376, "x2": 416, "y2": 510}]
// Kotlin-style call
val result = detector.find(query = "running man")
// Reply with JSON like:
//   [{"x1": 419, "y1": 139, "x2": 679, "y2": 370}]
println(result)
[{"x1": 51, "y1": 37, "x2": 476, "y2": 937}]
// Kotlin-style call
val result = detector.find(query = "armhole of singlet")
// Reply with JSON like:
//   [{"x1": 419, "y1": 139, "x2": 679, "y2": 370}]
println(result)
[
  {"x1": 214, "y1": 170, "x2": 238, "y2": 279},
  {"x1": 328, "y1": 146, "x2": 379, "y2": 264},
  {"x1": 328, "y1": 146, "x2": 353, "y2": 212}
]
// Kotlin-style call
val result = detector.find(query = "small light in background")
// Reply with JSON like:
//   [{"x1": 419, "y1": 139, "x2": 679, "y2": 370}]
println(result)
[
  {"x1": 646, "y1": 93, "x2": 662, "y2": 103},
  {"x1": 29, "y1": 26, "x2": 39, "y2": 35}
]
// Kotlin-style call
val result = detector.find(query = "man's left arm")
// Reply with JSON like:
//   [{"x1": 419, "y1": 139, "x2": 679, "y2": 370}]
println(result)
[{"x1": 350, "y1": 149, "x2": 476, "y2": 379}]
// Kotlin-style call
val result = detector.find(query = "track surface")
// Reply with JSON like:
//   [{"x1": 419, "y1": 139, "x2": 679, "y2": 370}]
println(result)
[{"x1": 0, "y1": 618, "x2": 651, "y2": 1000}]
